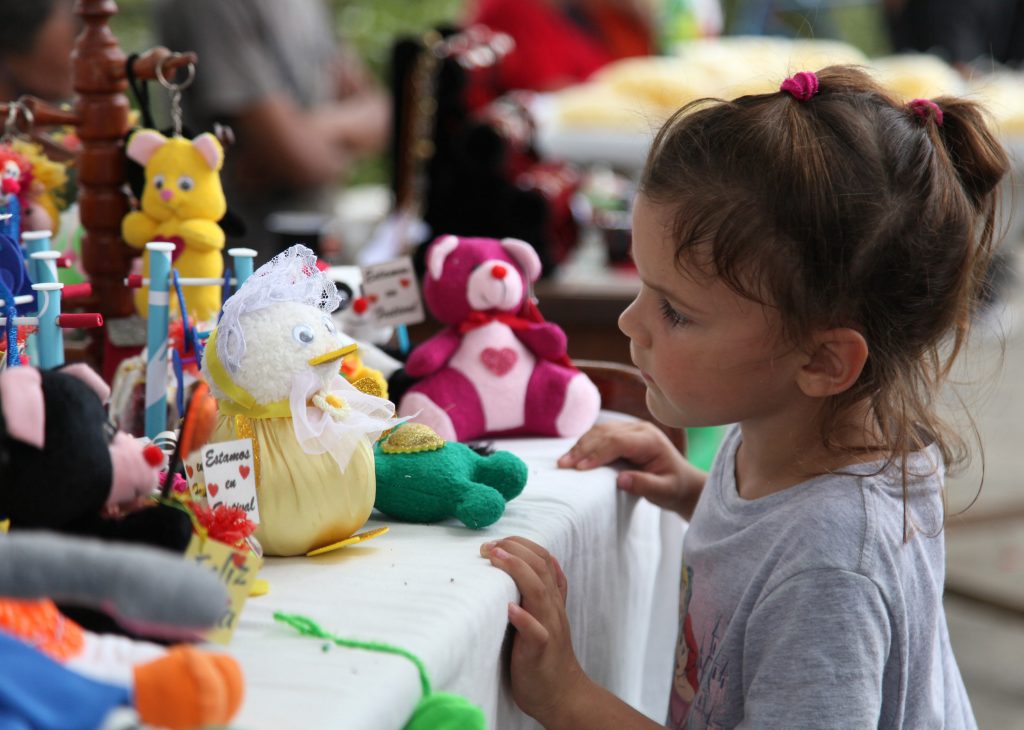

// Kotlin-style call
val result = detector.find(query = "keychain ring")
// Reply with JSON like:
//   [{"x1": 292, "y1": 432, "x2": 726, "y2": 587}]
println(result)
[
  {"x1": 3, "y1": 104, "x2": 18, "y2": 140},
  {"x1": 2, "y1": 100, "x2": 31, "y2": 141},
  {"x1": 155, "y1": 53, "x2": 196, "y2": 92},
  {"x1": 13, "y1": 99, "x2": 34, "y2": 135}
]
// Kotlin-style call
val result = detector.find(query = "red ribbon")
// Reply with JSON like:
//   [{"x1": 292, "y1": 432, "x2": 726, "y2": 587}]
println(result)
[{"x1": 458, "y1": 311, "x2": 535, "y2": 335}]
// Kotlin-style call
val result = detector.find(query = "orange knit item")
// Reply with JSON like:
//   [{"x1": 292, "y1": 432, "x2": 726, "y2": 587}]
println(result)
[
  {"x1": 133, "y1": 645, "x2": 244, "y2": 730},
  {"x1": 0, "y1": 598, "x2": 85, "y2": 661}
]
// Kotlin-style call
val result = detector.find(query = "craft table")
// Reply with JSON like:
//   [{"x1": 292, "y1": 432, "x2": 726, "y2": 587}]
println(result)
[{"x1": 226, "y1": 424, "x2": 686, "y2": 729}]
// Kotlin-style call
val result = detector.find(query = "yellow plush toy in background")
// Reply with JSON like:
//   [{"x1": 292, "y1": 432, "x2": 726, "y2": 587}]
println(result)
[
  {"x1": 122, "y1": 130, "x2": 227, "y2": 321},
  {"x1": 11, "y1": 139, "x2": 68, "y2": 235}
]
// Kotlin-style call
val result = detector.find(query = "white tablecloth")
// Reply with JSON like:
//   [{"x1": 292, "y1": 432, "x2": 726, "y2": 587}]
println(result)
[{"x1": 227, "y1": 430, "x2": 686, "y2": 730}]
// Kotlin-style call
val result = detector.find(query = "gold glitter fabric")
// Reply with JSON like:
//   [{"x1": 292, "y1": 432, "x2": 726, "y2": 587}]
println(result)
[
  {"x1": 234, "y1": 414, "x2": 261, "y2": 487},
  {"x1": 351, "y1": 376, "x2": 384, "y2": 398},
  {"x1": 380, "y1": 423, "x2": 446, "y2": 454},
  {"x1": 211, "y1": 412, "x2": 376, "y2": 557}
]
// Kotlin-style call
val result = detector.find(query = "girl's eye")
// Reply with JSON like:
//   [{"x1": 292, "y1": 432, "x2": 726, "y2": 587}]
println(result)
[
  {"x1": 292, "y1": 324, "x2": 315, "y2": 345},
  {"x1": 153, "y1": 174, "x2": 165, "y2": 190},
  {"x1": 322, "y1": 316, "x2": 336, "y2": 334},
  {"x1": 659, "y1": 298, "x2": 691, "y2": 328},
  {"x1": 177, "y1": 176, "x2": 194, "y2": 192}
]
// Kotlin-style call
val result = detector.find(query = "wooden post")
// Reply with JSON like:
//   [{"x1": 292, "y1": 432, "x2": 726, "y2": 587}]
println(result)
[{"x1": 72, "y1": 0, "x2": 134, "y2": 317}]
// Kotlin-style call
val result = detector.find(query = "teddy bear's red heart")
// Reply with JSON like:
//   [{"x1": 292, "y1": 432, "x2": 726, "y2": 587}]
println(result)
[
  {"x1": 239, "y1": 465, "x2": 250, "y2": 480},
  {"x1": 186, "y1": 464, "x2": 194, "y2": 478},
  {"x1": 208, "y1": 483, "x2": 219, "y2": 497},
  {"x1": 480, "y1": 347, "x2": 517, "y2": 376},
  {"x1": 400, "y1": 278, "x2": 410, "y2": 288}
]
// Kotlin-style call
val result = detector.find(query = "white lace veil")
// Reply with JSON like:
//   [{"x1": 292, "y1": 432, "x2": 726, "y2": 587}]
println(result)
[{"x1": 217, "y1": 245, "x2": 340, "y2": 373}]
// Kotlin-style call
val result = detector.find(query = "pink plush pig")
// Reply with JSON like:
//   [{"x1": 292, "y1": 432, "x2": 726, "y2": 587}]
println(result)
[{"x1": 398, "y1": 235, "x2": 600, "y2": 442}]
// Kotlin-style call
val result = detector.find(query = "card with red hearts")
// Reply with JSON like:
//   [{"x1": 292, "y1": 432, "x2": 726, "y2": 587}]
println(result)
[
  {"x1": 360, "y1": 256, "x2": 425, "y2": 329},
  {"x1": 200, "y1": 438, "x2": 260, "y2": 524}
]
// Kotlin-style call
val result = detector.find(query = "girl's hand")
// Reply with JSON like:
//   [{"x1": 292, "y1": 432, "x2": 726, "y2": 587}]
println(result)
[
  {"x1": 557, "y1": 421, "x2": 706, "y2": 519},
  {"x1": 481, "y1": 537, "x2": 590, "y2": 727}
]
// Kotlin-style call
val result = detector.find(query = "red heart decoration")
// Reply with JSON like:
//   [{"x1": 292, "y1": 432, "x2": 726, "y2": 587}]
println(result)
[
  {"x1": 231, "y1": 552, "x2": 246, "y2": 568},
  {"x1": 400, "y1": 278, "x2": 410, "y2": 288},
  {"x1": 186, "y1": 464, "x2": 194, "y2": 478},
  {"x1": 239, "y1": 465, "x2": 251, "y2": 480},
  {"x1": 480, "y1": 347, "x2": 518, "y2": 376},
  {"x1": 208, "y1": 483, "x2": 219, "y2": 497},
  {"x1": 369, "y1": 294, "x2": 379, "y2": 303}
]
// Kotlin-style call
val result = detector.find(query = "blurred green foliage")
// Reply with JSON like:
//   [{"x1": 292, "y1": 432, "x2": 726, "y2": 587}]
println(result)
[
  {"x1": 110, "y1": 0, "x2": 465, "y2": 82},
  {"x1": 719, "y1": 1, "x2": 890, "y2": 56}
]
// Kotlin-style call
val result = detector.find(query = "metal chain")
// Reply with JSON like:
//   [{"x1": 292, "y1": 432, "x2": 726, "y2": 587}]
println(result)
[{"x1": 155, "y1": 53, "x2": 196, "y2": 137}]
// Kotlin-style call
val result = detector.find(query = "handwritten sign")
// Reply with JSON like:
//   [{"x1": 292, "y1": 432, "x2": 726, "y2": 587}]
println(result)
[
  {"x1": 201, "y1": 439, "x2": 260, "y2": 524},
  {"x1": 184, "y1": 534, "x2": 263, "y2": 644},
  {"x1": 360, "y1": 257, "x2": 424, "y2": 328}
]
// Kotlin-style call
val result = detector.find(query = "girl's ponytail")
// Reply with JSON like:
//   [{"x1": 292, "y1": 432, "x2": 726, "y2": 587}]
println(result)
[{"x1": 926, "y1": 96, "x2": 1009, "y2": 213}]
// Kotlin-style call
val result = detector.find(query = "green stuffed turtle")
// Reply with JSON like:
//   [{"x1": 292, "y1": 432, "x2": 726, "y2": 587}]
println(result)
[{"x1": 374, "y1": 423, "x2": 527, "y2": 528}]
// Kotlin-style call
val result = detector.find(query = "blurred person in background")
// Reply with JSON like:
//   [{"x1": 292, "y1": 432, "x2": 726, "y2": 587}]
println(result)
[
  {"x1": 0, "y1": 0, "x2": 77, "y2": 104},
  {"x1": 886, "y1": 0, "x2": 1024, "y2": 69},
  {"x1": 155, "y1": 0, "x2": 391, "y2": 263},
  {"x1": 465, "y1": 0, "x2": 657, "y2": 99}
]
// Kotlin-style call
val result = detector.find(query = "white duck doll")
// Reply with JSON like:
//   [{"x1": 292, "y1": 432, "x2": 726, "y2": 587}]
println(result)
[{"x1": 200, "y1": 245, "x2": 398, "y2": 556}]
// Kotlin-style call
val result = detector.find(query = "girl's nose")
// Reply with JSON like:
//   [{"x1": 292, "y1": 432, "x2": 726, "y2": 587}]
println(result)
[
  {"x1": 618, "y1": 297, "x2": 647, "y2": 347},
  {"x1": 160, "y1": 189, "x2": 173, "y2": 202},
  {"x1": 491, "y1": 264, "x2": 507, "y2": 279}
]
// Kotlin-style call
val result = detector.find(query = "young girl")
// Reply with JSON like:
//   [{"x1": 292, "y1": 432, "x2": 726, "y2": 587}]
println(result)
[{"x1": 481, "y1": 66, "x2": 1008, "y2": 728}]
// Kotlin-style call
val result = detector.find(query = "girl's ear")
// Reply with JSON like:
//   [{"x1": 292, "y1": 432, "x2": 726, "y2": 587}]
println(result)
[{"x1": 796, "y1": 328, "x2": 869, "y2": 398}]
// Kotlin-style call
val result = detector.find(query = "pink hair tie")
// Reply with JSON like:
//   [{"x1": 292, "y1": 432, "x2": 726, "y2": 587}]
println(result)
[
  {"x1": 908, "y1": 98, "x2": 944, "y2": 126},
  {"x1": 780, "y1": 71, "x2": 819, "y2": 101}
]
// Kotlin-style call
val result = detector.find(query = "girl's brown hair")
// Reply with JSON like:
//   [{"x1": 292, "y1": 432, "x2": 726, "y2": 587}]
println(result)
[{"x1": 640, "y1": 65, "x2": 1009, "y2": 489}]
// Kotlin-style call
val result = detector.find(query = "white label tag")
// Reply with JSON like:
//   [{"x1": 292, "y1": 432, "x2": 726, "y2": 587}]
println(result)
[
  {"x1": 200, "y1": 438, "x2": 260, "y2": 524},
  {"x1": 360, "y1": 256, "x2": 424, "y2": 328}
]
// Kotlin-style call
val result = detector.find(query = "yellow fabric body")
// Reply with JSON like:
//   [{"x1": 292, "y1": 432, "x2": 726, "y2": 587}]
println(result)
[{"x1": 210, "y1": 412, "x2": 376, "y2": 557}]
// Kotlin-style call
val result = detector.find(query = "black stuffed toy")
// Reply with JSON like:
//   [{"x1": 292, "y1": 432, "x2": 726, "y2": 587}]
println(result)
[{"x1": 0, "y1": 364, "x2": 193, "y2": 636}]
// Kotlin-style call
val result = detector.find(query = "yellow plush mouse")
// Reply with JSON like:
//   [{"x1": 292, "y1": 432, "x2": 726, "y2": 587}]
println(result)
[{"x1": 122, "y1": 130, "x2": 227, "y2": 321}]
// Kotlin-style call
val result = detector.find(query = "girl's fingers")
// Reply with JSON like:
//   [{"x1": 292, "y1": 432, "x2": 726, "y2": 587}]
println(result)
[
  {"x1": 483, "y1": 537, "x2": 568, "y2": 603},
  {"x1": 557, "y1": 428, "x2": 623, "y2": 469},
  {"x1": 507, "y1": 602, "x2": 550, "y2": 654},
  {"x1": 491, "y1": 541, "x2": 561, "y2": 605},
  {"x1": 558, "y1": 421, "x2": 671, "y2": 471},
  {"x1": 488, "y1": 546, "x2": 551, "y2": 604},
  {"x1": 500, "y1": 538, "x2": 566, "y2": 603}
]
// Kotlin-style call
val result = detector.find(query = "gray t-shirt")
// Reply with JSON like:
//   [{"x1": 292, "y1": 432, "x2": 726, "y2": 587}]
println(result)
[
  {"x1": 669, "y1": 426, "x2": 975, "y2": 729},
  {"x1": 155, "y1": 0, "x2": 340, "y2": 260}
]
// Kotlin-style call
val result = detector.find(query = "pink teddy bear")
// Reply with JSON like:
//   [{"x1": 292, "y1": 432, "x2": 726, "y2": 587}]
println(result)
[{"x1": 399, "y1": 235, "x2": 600, "y2": 441}]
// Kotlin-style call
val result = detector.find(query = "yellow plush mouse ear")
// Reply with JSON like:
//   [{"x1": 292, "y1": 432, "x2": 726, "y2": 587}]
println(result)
[
  {"x1": 191, "y1": 133, "x2": 224, "y2": 171},
  {"x1": 126, "y1": 129, "x2": 169, "y2": 166}
]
